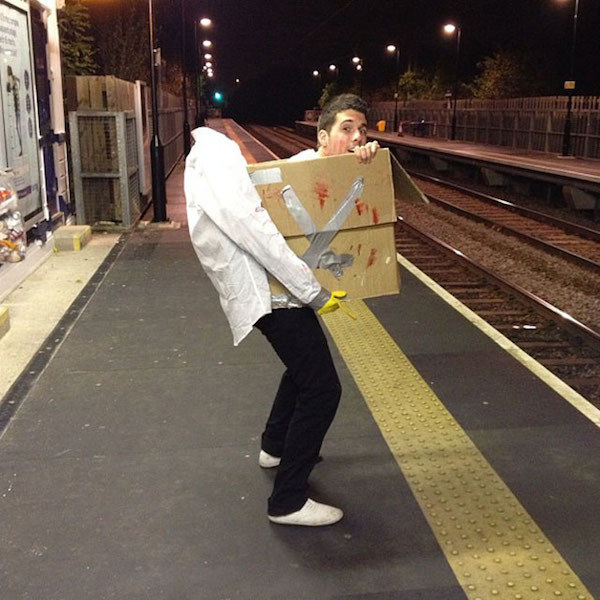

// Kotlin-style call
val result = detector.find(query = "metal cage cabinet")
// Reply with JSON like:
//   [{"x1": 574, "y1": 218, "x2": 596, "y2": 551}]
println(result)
[{"x1": 69, "y1": 111, "x2": 141, "y2": 229}]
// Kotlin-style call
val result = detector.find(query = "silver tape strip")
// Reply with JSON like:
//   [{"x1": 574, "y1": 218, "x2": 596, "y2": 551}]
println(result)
[
  {"x1": 301, "y1": 177, "x2": 364, "y2": 267},
  {"x1": 271, "y1": 293, "x2": 304, "y2": 309},
  {"x1": 281, "y1": 185, "x2": 319, "y2": 236},
  {"x1": 249, "y1": 168, "x2": 283, "y2": 185}
]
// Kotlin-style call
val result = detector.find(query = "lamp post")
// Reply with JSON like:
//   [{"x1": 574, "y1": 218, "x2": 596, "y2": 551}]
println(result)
[
  {"x1": 561, "y1": 0, "x2": 580, "y2": 157},
  {"x1": 352, "y1": 56, "x2": 364, "y2": 96},
  {"x1": 180, "y1": 0, "x2": 190, "y2": 156},
  {"x1": 148, "y1": 0, "x2": 167, "y2": 221},
  {"x1": 386, "y1": 45, "x2": 400, "y2": 133},
  {"x1": 443, "y1": 23, "x2": 461, "y2": 141},
  {"x1": 194, "y1": 18, "x2": 212, "y2": 127},
  {"x1": 312, "y1": 70, "x2": 322, "y2": 105}
]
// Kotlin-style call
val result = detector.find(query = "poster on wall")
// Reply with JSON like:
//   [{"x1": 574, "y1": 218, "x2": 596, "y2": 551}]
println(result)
[{"x1": 0, "y1": 2, "x2": 41, "y2": 218}]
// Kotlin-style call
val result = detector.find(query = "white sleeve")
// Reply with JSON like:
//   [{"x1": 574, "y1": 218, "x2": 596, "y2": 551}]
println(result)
[{"x1": 186, "y1": 133, "x2": 329, "y2": 308}]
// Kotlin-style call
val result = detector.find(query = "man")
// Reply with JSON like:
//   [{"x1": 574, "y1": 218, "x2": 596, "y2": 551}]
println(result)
[
  {"x1": 185, "y1": 94, "x2": 377, "y2": 527},
  {"x1": 290, "y1": 93, "x2": 379, "y2": 164}
]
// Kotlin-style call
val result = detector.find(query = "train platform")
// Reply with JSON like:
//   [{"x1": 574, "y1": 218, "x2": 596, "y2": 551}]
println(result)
[
  {"x1": 1, "y1": 120, "x2": 600, "y2": 599},
  {"x1": 297, "y1": 120, "x2": 600, "y2": 193}
]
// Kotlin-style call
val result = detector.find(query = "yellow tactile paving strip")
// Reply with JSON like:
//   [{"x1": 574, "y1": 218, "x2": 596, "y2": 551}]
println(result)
[
  {"x1": 222, "y1": 120, "x2": 258, "y2": 164},
  {"x1": 322, "y1": 300, "x2": 592, "y2": 600}
]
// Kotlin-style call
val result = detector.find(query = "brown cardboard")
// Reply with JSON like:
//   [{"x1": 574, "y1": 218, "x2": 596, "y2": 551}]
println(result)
[
  {"x1": 248, "y1": 149, "x2": 396, "y2": 237},
  {"x1": 268, "y1": 224, "x2": 399, "y2": 299},
  {"x1": 248, "y1": 149, "x2": 402, "y2": 300}
]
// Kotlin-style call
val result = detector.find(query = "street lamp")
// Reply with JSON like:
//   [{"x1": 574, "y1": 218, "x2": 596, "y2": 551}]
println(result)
[
  {"x1": 311, "y1": 70, "x2": 322, "y2": 105},
  {"x1": 352, "y1": 56, "x2": 364, "y2": 96},
  {"x1": 560, "y1": 0, "x2": 580, "y2": 157},
  {"x1": 386, "y1": 44, "x2": 400, "y2": 133},
  {"x1": 443, "y1": 23, "x2": 461, "y2": 141},
  {"x1": 180, "y1": 0, "x2": 191, "y2": 156},
  {"x1": 193, "y1": 17, "x2": 212, "y2": 127},
  {"x1": 328, "y1": 64, "x2": 338, "y2": 79},
  {"x1": 148, "y1": 0, "x2": 167, "y2": 221}
]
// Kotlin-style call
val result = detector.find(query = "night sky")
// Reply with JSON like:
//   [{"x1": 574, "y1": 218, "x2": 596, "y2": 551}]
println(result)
[{"x1": 87, "y1": 0, "x2": 600, "y2": 124}]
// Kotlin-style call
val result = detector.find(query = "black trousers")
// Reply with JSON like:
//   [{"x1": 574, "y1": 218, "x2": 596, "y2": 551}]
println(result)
[{"x1": 254, "y1": 308, "x2": 341, "y2": 516}]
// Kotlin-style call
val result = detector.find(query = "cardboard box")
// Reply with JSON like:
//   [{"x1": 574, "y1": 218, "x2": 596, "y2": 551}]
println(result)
[{"x1": 247, "y1": 148, "x2": 420, "y2": 300}]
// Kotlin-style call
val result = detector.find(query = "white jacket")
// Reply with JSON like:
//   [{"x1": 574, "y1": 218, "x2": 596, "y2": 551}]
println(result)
[{"x1": 184, "y1": 127, "x2": 328, "y2": 346}]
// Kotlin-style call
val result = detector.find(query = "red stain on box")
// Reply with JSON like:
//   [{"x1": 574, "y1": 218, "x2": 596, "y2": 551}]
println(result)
[
  {"x1": 354, "y1": 198, "x2": 368, "y2": 216},
  {"x1": 314, "y1": 182, "x2": 329, "y2": 209},
  {"x1": 372, "y1": 207, "x2": 380, "y2": 224},
  {"x1": 367, "y1": 248, "x2": 377, "y2": 267}
]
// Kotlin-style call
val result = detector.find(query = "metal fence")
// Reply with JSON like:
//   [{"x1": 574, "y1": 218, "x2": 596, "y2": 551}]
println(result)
[
  {"x1": 369, "y1": 97, "x2": 600, "y2": 159},
  {"x1": 151, "y1": 89, "x2": 196, "y2": 177},
  {"x1": 69, "y1": 111, "x2": 141, "y2": 229},
  {"x1": 67, "y1": 76, "x2": 197, "y2": 227}
]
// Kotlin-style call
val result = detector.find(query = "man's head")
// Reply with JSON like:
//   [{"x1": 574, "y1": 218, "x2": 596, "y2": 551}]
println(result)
[{"x1": 316, "y1": 94, "x2": 369, "y2": 157}]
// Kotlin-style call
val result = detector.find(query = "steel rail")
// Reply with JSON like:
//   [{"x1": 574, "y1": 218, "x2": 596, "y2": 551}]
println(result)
[
  {"x1": 410, "y1": 170, "x2": 600, "y2": 241},
  {"x1": 397, "y1": 216, "x2": 600, "y2": 352}
]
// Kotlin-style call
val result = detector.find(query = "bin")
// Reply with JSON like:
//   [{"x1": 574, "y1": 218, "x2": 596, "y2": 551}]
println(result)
[{"x1": 376, "y1": 120, "x2": 386, "y2": 132}]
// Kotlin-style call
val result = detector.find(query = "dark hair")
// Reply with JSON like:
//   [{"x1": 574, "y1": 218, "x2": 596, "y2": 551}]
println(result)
[{"x1": 318, "y1": 94, "x2": 368, "y2": 133}]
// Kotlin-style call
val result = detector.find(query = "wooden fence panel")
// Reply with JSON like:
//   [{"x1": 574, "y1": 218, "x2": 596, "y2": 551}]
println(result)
[{"x1": 372, "y1": 96, "x2": 600, "y2": 158}]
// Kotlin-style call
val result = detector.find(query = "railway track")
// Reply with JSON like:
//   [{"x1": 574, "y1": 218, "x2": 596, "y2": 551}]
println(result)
[
  {"x1": 410, "y1": 172, "x2": 600, "y2": 274},
  {"x1": 396, "y1": 218, "x2": 600, "y2": 403},
  {"x1": 248, "y1": 125, "x2": 600, "y2": 403},
  {"x1": 246, "y1": 124, "x2": 310, "y2": 157}
]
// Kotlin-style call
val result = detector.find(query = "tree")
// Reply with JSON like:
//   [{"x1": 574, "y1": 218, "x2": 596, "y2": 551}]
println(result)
[
  {"x1": 470, "y1": 50, "x2": 544, "y2": 99},
  {"x1": 318, "y1": 82, "x2": 339, "y2": 108},
  {"x1": 398, "y1": 70, "x2": 446, "y2": 101},
  {"x1": 95, "y1": 4, "x2": 149, "y2": 82},
  {"x1": 58, "y1": 0, "x2": 97, "y2": 76}
]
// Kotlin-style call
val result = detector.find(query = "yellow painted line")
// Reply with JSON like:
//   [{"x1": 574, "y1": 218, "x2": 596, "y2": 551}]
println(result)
[
  {"x1": 322, "y1": 300, "x2": 592, "y2": 600},
  {"x1": 397, "y1": 253, "x2": 600, "y2": 429},
  {"x1": 0, "y1": 305, "x2": 9, "y2": 339},
  {"x1": 222, "y1": 120, "x2": 258, "y2": 164}
]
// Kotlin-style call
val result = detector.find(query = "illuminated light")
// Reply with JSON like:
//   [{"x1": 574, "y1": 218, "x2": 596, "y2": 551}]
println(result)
[
  {"x1": 207, "y1": 72, "x2": 214, "y2": 78},
  {"x1": 329, "y1": 64, "x2": 337, "y2": 71},
  {"x1": 444, "y1": 23, "x2": 457, "y2": 34},
  {"x1": 356, "y1": 64, "x2": 363, "y2": 71},
  {"x1": 202, "y1": 40, "x2": 212, "y2": 48},
  {"x1": 235, "y1": 78, "x2": 240, "y2": 83},
  {"x1": 214, "y1": 91, "x2": 223, "y2": 101},
  {"x1": 200, "y1": 17, "x2": 212, "y2": 27},
  {"x1": 204, "y1": 53, "x2": 212, "y2": 60},
  {"x1": 386, "y1": 44, "x2": 397, "y2": 53},
  {"x1": 312, "y1": 70, "x2": 319, "y2": 77},
  {"x1": 205, "y1": 61, "x2": 212, "y2": 67},
  {"x1": 352, "y1": 56, "x2": 360, "y2": 64}
]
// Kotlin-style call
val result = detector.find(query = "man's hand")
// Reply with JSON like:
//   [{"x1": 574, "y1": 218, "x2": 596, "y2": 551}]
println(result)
[
  {"x1": 318, "y1": 290, "x2": 347, "y2": 315},
  {"x1": 317, "y1": 290, "x2": 357, "y2": 319},
  {"x1": 351, "y1": 140, "x2": 379, "y2": 164}
]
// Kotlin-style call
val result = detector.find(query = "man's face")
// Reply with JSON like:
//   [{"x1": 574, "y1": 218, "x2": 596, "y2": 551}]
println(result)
[{"x1": 318, "y1": 109, "x2": 368, "y2": 156}]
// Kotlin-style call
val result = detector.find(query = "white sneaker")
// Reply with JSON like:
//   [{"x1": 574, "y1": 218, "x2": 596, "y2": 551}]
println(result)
[
  {"x1": 268, "y1": 498, "x2": 343, "y2": 526},
  {"x1": 258, "y1": 450, "x2": 281, "y2": 468}
]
